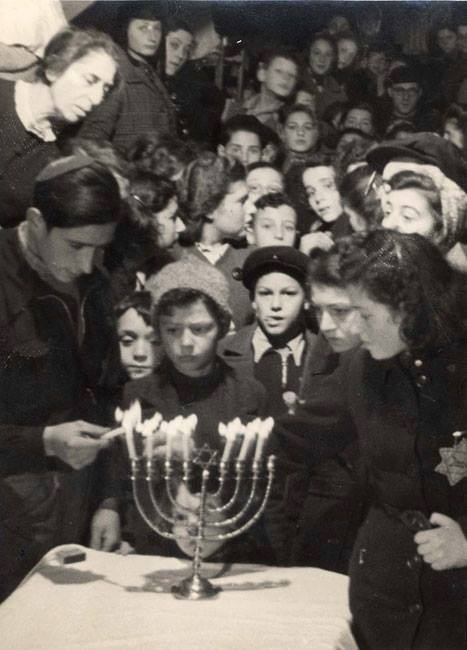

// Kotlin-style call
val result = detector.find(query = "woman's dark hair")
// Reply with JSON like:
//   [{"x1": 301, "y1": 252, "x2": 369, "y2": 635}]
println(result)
[
  {"x1": 164, "y1": 16, "x2": 194, "y2": 37},
  {"x1": 115, "y1": 291, "x2": 153, "y2": 325},
  {"x1": 62, "y1": 137, "x2": 131, "y2": 190},
  {"x1": 37, "y1": 26, "x2": 119, "y2": 84},
  {"x1": 127, "y1": 132, "x2": 199, "y2": 178},
  {"x1": 33, "y1": 162, "x2": 121, "y2": 228},
  {"x1": 129, "y1": 171, "x2": 178, "y2": 228},
  {"x1": 443, "y1": 104, "x2": 467, "y2": 152},
  {"x1": 339, "y1": 164, "x2": 383, "y2": 229},
  {"x1": 156, "y1": 288, "x2": 231, "y2": 339},
  {"x1": 338, "y1": 229, "x2": 467, "y2": 351},
  {"x1": 308, "y1": 246, "x2": 345, "y2": 288},
  {"x1": 388, "y1": 170, "x2": 443, "y2": 234}
]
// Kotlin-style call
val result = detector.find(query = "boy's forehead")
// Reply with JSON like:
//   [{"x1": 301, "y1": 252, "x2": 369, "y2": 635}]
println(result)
[
  {"x1": 268, "y1": 55, "x2": 297, "y2": 70},
  {"x1": 303, "y1": 166, "x2": 335, "y2": 183},
  {"x1": 228, "y1": 129, "x2": 261, "y2": 147},
  {"x1": 258, "y1": 204, "x2": 297, "y2": 222},
  {"x1": 247, "y1": 167, "x2": 283, "y2": 185}
]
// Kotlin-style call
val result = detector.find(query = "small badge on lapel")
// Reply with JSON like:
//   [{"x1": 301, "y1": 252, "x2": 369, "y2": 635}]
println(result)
[{"x1": 435, "y1": 431, "x2": 467, "y2": 486}]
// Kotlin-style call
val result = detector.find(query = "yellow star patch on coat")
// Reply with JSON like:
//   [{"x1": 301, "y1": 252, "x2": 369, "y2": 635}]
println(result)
[{"x1": 435, "y1": 439, "x2": 467, "y2": 486}]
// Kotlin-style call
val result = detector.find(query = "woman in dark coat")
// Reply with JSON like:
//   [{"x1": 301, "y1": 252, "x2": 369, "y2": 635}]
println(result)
[
  {"x1": 78, "y1": 2, "x2": 176, "y2": 155},
  {"x1": 338, "y1": 229, "x2": 467, "y2": 649}
]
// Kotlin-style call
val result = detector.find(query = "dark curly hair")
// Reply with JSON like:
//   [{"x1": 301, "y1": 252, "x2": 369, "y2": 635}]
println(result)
[{"x1": 337, "y1": 229, "x2": 467, "y2": 352}]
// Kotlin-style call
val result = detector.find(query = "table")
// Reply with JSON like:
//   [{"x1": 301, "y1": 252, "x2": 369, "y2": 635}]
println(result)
[{"x1": 0, "y1": 545, "x2": 356, "y2": 649}]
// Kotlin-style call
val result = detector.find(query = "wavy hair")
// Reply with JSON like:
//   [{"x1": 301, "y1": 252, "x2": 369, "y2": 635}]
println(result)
[{"x1": 337, "y1": 229, "x2": 467, "y2": 352}]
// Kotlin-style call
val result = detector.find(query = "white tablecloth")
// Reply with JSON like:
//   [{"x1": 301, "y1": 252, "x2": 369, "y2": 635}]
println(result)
[{"x1": 0, "y1": 545, "x2": 356, "y2": 650}]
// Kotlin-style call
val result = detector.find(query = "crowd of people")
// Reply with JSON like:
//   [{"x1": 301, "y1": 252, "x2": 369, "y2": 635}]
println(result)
[{"x1": 0, "y1": 3, "x2": 466, "y2": 649}]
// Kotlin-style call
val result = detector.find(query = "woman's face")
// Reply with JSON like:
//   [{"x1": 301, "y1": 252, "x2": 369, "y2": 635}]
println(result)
[
  {"x1": 127, "y1": 19, "x2": 162, "y2": 59},
  {"x1": 309, "y1": 38, "x2": 334, "y2": 76},
  {"x1": 310, "y1": 283, "x2": 360, "y2": 353},
  {"x1": 165, "y1": 29, "x2": 193, "y2": 76},
  {"x1": 212, "y1": 180, "x2": 248, "y2": 239},
  {"x1": 283, "y1": 110, "x2": 319, "y2": 153},
  {"x1": 381, "y1": 187, "x2": 438, "y2": 241},
  {"x1": 347, "y1": 285, "x2": 406, "y2": 360},
  {"x1": 47, "y1": 50, "x2": 116, "y2": 123},
  {"x1": 303, "y1": 166, "x2": 342, "y2": 222},
  {"x1": 253, "y1": 272, "x2": 306, "y2": 338},
  {"x1": 437, "y1": 28, "x2": 457, "y2": 55},
  {"x1": 444, "y1": 118, "x2": 464, "y2": 150},
  {"x1": 155, "y1": 197, "x2": 185, "y2": 249},
  {"x1": 337, "y1": 38, "x2": 358, "y2": 70}
]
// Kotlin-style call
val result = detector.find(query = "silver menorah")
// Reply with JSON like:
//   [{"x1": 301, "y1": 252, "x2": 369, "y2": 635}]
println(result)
[{"x1": 117, "y1": 403, "x2": 276, "y2": 600}]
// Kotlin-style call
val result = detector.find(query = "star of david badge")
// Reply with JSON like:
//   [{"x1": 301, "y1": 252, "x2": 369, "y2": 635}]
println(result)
[{"x1": 435, "y1": 438, "x2": 467, "y2": 486}]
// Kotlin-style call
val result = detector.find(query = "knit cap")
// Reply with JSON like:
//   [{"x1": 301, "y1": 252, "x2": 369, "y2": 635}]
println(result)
[{"x1": 146, "y1": 257, "x2": 232, "y2": 318}]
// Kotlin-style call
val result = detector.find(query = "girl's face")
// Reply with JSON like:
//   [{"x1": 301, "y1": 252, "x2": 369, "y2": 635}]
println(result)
[
  {"x1": 310, "y1": 283, "x2": 360, "y2": 353},
  {"x1": 283, "y1": 110, "x2": 319, "y2": 153},
  {"x1": 309, "y1": 38, "x2": 334, "y2": 76},
  {"x1": 165, "y1": 29, "x2": 193, "y2": 76},
  {"x1": 127, "y1": 19, "x2": 162, "y2": 59},
  {"x1": 118, "y1": 308, "x2": 157, "y2": 379},
  {"x1": 437, "y1": 28, "x2": 457, "y2": 55},
  {"x1": 381, "y1": 188, "x2": 438, "y2": 241},
  {"x1": 253, "y1": 272, "x2": 306, "y2": 337},
  {"x1": 155, "y1": 197, "x2": 185, "y2": 249},
  {"x1": 159, "y1": 299, "x2": 220, "y2": 377},
  {"x1": 337, "y1": 38, "x2": 358, "y2": 70},
  {"x1": 303, "y1": 166, "x2": 342, "y2": 222},
  {"x1": 443, "y1": 118, "x2": 464, "y2": 150},
  {"x1": 347, "y1": 285, "x2": 406, "y2": 360}
]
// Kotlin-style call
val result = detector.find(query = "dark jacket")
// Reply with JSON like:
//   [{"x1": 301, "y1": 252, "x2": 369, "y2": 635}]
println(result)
[
  {"x1": 0, "y1": 79, "x2": 58, "y2": 227},
  {"x1": 347, "y1": 345, "x2": 467, "y2": 649},
  {"x1": 0, "y1": 228, "x2": 120, "y2": 599},
  {"x1": 78, "y1": 47, "x2": 176, "y2": 155}
]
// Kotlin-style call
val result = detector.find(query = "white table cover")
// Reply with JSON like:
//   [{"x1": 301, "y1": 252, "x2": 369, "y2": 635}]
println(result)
[{"x1": 0, "y1": 545, "x2": 356, "y2": 650}]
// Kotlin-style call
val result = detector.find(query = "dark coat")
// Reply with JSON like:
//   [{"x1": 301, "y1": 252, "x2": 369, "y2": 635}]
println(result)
[
  {"x1": 347, "y1": 345, "x2": 467, "y2": 649},
  {"x1": 0, "y1": 79, "x2": 58, "y2": 227},
  {"x1": 78, "y1": 47, "x2": 176, "y2": 155},
  {"x1": 0, "y1": 229, "x2": 120, "y2": 599}
]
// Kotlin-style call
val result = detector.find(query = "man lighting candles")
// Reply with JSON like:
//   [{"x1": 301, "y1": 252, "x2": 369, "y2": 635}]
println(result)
[{"x1": 0, "y1": 155, "x2": 123, "y2": 601}]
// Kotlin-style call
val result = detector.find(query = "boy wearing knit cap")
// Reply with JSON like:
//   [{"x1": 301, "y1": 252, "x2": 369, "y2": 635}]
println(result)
[
  {"x1": 220, "y1": 246, "x2": 315, "y2": 418},
  {"x1": 121, "y1": 258, "x2": 271, "y2": 561}
]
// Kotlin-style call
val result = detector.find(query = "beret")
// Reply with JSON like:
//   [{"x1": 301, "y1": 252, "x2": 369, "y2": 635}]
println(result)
[
  {"x1": 146, "y1": 257, "x2": 232, "y2": 317},
  {"x1": 366, "y1": 132, "x2": 467, "y2": 194},
  {"x1": 242, "y1": 246, "x2": 309, "y2": 290},
  {"x1": 387, "y1": 64, "x2": 422, "y2": 86},
  {"x1": 35, "y1": 154, "x2": 96, "y2": 183}
]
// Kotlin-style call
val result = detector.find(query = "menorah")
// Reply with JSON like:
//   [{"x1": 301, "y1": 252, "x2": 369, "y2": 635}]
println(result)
[{"x1": 113, "y1": 402, "x2": 275, "y2": 599}]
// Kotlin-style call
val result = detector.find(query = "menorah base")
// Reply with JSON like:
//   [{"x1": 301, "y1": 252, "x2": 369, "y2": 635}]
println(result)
[{"x1": 171, "y1": 574, "x2": 222, "y2": 600}]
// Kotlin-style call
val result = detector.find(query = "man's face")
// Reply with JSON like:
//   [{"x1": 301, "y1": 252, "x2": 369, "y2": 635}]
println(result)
[
  {"x1": 253, "y1": 272, "x2": 306, "y2": 337},
  {"x1": 159, "y1": 299, "x2": 220, "y2": 377},
  {"x1": 118, "y1": 308, "x2": 157, "y2": 380},
  {"x1": 212, "y1": 180, "x2": 248, "y2": 238},
  {"x1": 47, "y1": 51, "x2": 116, "y2": 123},
  {"x1": 35, "y1": 218, "x2": 116, "y2": 283},
  {"x1": 342, "y1": 108, "x2": 374, "y2": 135},
  {"x1": 127, "y1": 19, "x2": 162, "y2": 59},
  {"x1": 261, "y1": 56, "x2": 298, "y2": 98},
  {"x1": 220, "y1": 130, "x2": 262, "y2": 168},
  {"x1": 302, "y1": 166, "x2": 342, "y2": 222},
  {"x1": 251, "y1": 205, "x2": 297, "y2": 247},
  {"x1": 389, "y1": 82, "x2": 421, "y2": 116}
]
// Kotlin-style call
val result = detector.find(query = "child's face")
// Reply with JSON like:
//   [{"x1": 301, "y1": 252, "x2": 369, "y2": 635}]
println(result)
[
  {"x1": 283, "y1": 110, "x2": 319, "y2": 153},
  {"x1": 220, "y1": 130, "x2": 262, "y2": 168},
  {"x1": 310, "y1": 283, "x2": 360, "y2": 353},
  {"x1": 244, "y1": 167, "x2": 284, "y2": 220},
  {"x1": 159, "y1": 299, "x2": 220, "y2": 377},
  {"x1": 309, "y1": 38, "x2": 334, "y2": 76},
  {"x1": 337, "y1": 38, "x2": 358, "y2": 70},
  {"x1": 251, "y1": 205, "x2": 297, "y2": 247},
  {"x1": 261, "y1": 56, "x2": 298, "y2": 99},
  {"x1": 295, "y1": 90, "x2": 316, "y2": 111},
  {"x1": 118, "y1": 308, "x2": 158, "y2": 379},
  {"x1": 212, "y1": 180, "x2": 248, "y2": 238},
  {"x1": 155, "y1": 197, "x2": 185, "y2": 249},
  {"x1": 342, "y1": 108, "x2": 374, "y2": 135},
  {"x1": 253, "y1": 272, "x2": 306, "y2": 337},
  {"x1": 303, "y1": 166, "x2": 342, "y2": 222}
]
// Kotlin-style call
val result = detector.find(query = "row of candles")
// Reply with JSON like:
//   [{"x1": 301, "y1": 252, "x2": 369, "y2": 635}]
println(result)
[{"x1": 112, "y1": 401, "x2": 274, "y2": 464}]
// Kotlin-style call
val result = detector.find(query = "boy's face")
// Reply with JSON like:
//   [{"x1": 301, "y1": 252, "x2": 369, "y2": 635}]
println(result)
[
  {"x1": 310, "y1": 283, "x2": 360, "y2": 353},
  {"x1": 282, "y1": 110, "x2": 319, "y2": 153},
  {"x1": 388, "y1": 82, "x2": 421, "y2": 116},
  {"x1": 244, "y1": 167, "x2": 284, "y2": 220},
  {"x1": 253, "y1": 271, "x2": 306, "y2": 337},
  {"x1": 159, "y1": 299, "x2": 220, "y2": 377},
  {"x1": 118, "y1": 308, "x2": 157, "y2": 379},
  {"x1": 219, "y1": 130, "x2": 262, "y2": 168},
  {"x1": 212, "y1": 180, "x2": 248, "y2": 238},
  {"x1": 302, "y1": 166, "x2": 342, "y2": 222},
  {"x1": 342, "y1": 108, "x2": 374, "y2": 135},
  {"x1": 260, "y1": 56, "x2": 298, "y2": 98},
  {"x1": 250, "y1": 204, "x2": 297, "y2": 247}
]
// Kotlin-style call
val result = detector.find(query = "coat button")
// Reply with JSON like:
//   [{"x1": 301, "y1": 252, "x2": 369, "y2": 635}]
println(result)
[
  {"x1": 409, "y1": 603, "x2": 422, "y2": 614},
  {"x1": 414, "y1": 359, "x2": 423, "y2": 368},
  {"x1": 406, "y1": 554, "x2": 421, "y2": 569},
  {"x1": 416, "y1": 374, "x2": 428, "y2": 387},
  {"x1": 232, "y1": 267, "x2": 243, "y2": 281},
  {"x1": 447, "y1": 364, "x2": 456, "y2": 373}
]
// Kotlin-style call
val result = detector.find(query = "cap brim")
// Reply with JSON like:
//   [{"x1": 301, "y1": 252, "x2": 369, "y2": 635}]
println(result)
[{"x1": 366, "y1": 142, "x2": 434, "y2": 173}]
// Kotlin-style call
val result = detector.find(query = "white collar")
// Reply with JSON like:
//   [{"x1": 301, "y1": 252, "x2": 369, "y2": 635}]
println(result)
[
  {"x1": 15, "y1": 80, "x2": 56, "y2": 142},
  {"x1": 252, "y1": 326, "x2": 305, "y2": 366}
]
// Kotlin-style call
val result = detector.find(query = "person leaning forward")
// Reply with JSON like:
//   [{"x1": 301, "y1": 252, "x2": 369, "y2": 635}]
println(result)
[{"x1": 0, "y1": 155, "x2": 123, "y2": 601}]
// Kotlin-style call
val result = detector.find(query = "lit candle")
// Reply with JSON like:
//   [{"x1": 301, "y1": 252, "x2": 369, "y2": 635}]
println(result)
[
  {"x1": 115, "y1": 407, "x2": 123, "y2": 424},
  {"x1": 164, "y1": 421, "x2": 176, "y2": 461},
  {"x1": 253, "y1": 417, "x2": 274, "y2": 463},
  {"x1": 181, "y1": 414, "x2": 198, "y2": 461},
  {"x1": 122, "y1": 401, "x2": 141, "y2": 459},
  {"x1": 238, "y1": 420, "x2": 258, "y2": 462},
  {"x1": 139, "y1": 411, "x2": 162, "y2": 458}
]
